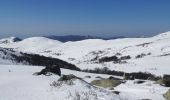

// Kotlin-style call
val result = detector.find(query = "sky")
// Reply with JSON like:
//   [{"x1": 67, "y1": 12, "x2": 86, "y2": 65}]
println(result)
[{"x1": 0, "y1": 0, "x2": 170, "y2": 38}]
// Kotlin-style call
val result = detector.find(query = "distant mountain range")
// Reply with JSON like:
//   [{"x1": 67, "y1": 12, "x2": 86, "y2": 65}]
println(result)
[{"x1": 45, "y1": 35, "x2": 125, "y2": 42}]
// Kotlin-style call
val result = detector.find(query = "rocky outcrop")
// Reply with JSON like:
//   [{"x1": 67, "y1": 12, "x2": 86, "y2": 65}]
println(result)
[
  {"x1": 163, "y1": 75, "x2": 170, "y2": 87},
  {"x1": 34, "y1": 65, "x2": 61, "y2": 76},
  {"x1": 91, "y1": 76, "x2": 122, "y2": 88},
  {"x1": 58, "y1": 74, "x2": 77, "y2": 81},
  {"x1": 164, "y1": 89, "x2": 170, "y2": 100}
]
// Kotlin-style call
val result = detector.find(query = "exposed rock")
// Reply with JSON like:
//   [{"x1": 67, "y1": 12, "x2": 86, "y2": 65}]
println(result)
[
  {"x1": 84, "y1": 75, "x2": 91, "y2": 78},
  {"x1": 58, "y1": 74, "x2": 78, "y2": 81},
  {"x1": 113, "y1": 91, "x2": 120, "y2": 95},
  {"x1": 163, "y1": 75, "x2": 170, "y2": 87},
  {"x1": 134, "y1": 80, "x2": 146, "y2": 84},
  {"x1": 163, "y1": 89, "x2": 170, "y2": 100},
  {"x1": 155, "y1": 79, "x2": 164, "y2": 85},
  {"x1": 91, "y1": 77, "x2": 122, "y2": 88},
  {"x1": 34, "y1": 65, "x2": 61, "y2": 76}
]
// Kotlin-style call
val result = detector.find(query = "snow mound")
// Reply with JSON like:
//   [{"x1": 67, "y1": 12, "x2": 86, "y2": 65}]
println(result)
[
  {"x1": 9, "y1": 37, "x2": 62, "y2": 53},
  {"x1": 22, "y1": 37, "x2": 62, "y2": 44},
  {"x1": 0, "y1": 65, "x2": 120, "y2": 100},
  {"x1": 0, "y1": 64, "x2": 169, "y2": 100},
  {"x1": 19, "y1": 37, "x2": 62, "y2": 47},
  {"x1": 50, "y1": 78, "x2": 119, "y2": 100},
  {"x1": 115, "y1": 80, "x2": 169, "y2": 100}
]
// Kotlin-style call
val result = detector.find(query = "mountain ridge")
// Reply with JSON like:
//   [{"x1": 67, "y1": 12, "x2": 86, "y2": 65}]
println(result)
[{"x1": 0, "y1": 31, "x2": 170, "y2": 75}]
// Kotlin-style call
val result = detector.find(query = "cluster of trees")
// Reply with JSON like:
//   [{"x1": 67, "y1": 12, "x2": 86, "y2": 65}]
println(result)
[
  {"x1": 99, "y1": 56, "x2": 119, "y2": 63},
  {"x1": 98, "y1": 55, "x2": 131, "y2": 63},
  {"x1": 0, "y1": 47, "x2": 80, "y2": 71},
  {"x1": 82, "y1": 67, "x2": 159, "y2": 80},
  {"x1": 136, "y1": 53, "x2": 146, "y2": 58},
  {"x1": 135, "y1": 53, "x2": 151, "y2": 59}
]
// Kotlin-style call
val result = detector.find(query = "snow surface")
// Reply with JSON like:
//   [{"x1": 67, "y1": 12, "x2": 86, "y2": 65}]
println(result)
[
  {"x1": 0, "y1": 32, "x2": 170, "y2": 100},
  {"x1": 115, "y1": 80, "x2": 169, "y2": 100},
  {"x1": 0, "y1": 65, "x2": 120, "y2": 100},
  {"x1": 0, "y1": 65, "x2": 169, "y2": 100},
  {"x1": 0, "y1": 32, "x2": 170, "y2": 76}
]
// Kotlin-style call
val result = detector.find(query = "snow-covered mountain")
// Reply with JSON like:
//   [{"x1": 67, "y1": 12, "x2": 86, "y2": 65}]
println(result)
[
  {"x1": 0, "y1": 37, "x2": 21, "y2": 44},
  {"x1": 0, "y1": 32, "x2": 170, "y2": 100},
  {"x1": 0, "y1": 31, "x2": 170, "y2": 75},
  {"x1": 0, "y1": 37, "x2": 62, "y2": 53}
]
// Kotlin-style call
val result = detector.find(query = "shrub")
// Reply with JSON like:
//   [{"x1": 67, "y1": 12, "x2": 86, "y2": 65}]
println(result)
[
  {"x1": 163, "y1": 74, "x2": 170, "y2": 87},
  {"x1": 136, "y1": 53, "x2": 146, "y2": 58},
  {"x1": 99, "y1": 56, "x2": 119, "y2": 63},
  {"x1": 98, "y1": 55, "x2": 131, "y2": 64},
  {"x1": 120, "y1": 55, "x2": 131, "y2": 60}
]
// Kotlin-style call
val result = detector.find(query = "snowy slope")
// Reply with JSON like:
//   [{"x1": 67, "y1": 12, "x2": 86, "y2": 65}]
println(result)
[
  {"x1": 0, "y1": 37, "x2": 62, "y2": 53},
  {"x1": 0, "y1": 58, "x2": 12, "y2": 65},
  {"x1": 0, "y1": 47, "x2": 19, "y2": 65},
  {"x1": 0, "y1": 32, "x2": 170, "y2": 75},
  {"x1": 115, "y1": 80, "x2": 169, "y2": 100},
  {"x1": 0, "y1": 65, "x2": 169, "y2": 100},
  {"x1": 0, "y1": 65, "x2": 120, "y2": 100}
]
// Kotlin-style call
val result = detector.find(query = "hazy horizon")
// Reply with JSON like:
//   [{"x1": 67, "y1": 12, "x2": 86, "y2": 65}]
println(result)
[{"x1": 0, "y1": 31, "x2": 168, "y2": 39}]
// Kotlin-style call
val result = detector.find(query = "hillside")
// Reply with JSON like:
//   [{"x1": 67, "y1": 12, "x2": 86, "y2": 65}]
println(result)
[
  {"x1": 0, "y1": 32, "x2": 170, "y2": 75},
  {"x1": 0, "y1": 65, "x2": 168, "y2": 100},
  {"x1": 0, "y1": 32, "x2": 170, "y2": 100},
  {"x1": 0, "y1": 47, "x2": 80, "y2": 71}
]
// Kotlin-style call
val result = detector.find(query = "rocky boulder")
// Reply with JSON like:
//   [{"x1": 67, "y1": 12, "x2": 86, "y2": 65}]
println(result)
[
  {"x1": 163, "y1": 75, "x2": 170, "y2": 87},
  {"x1": 164, "y1": 89, "x2": 170, "y2": 100},
  {"x1": 34, "y1": 65, "x2": 61, "y2": 76},
  {"x1": 91, "y1": 76, "x2": 122, "y2": 88},
  {"x1": 58, "y1": 74, "x2": 78, "y2": 81}
]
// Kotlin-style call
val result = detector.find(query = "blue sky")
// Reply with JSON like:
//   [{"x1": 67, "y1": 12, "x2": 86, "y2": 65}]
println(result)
[{"x1": 0, "y1": 0, "x2": 170, "y2": 38}]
